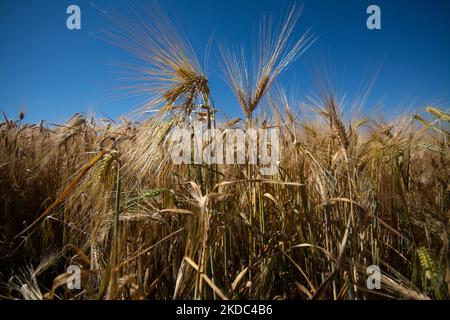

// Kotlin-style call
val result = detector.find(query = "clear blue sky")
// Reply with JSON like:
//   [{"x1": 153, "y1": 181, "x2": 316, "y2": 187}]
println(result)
[{"x1": 1, "y1": 0, "x2": 449, "y2": 123}]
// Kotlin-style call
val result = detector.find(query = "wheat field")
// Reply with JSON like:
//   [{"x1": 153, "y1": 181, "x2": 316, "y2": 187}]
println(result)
[{"x1": 0, "y1": 4, "x2": 449, "y2": 300}]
